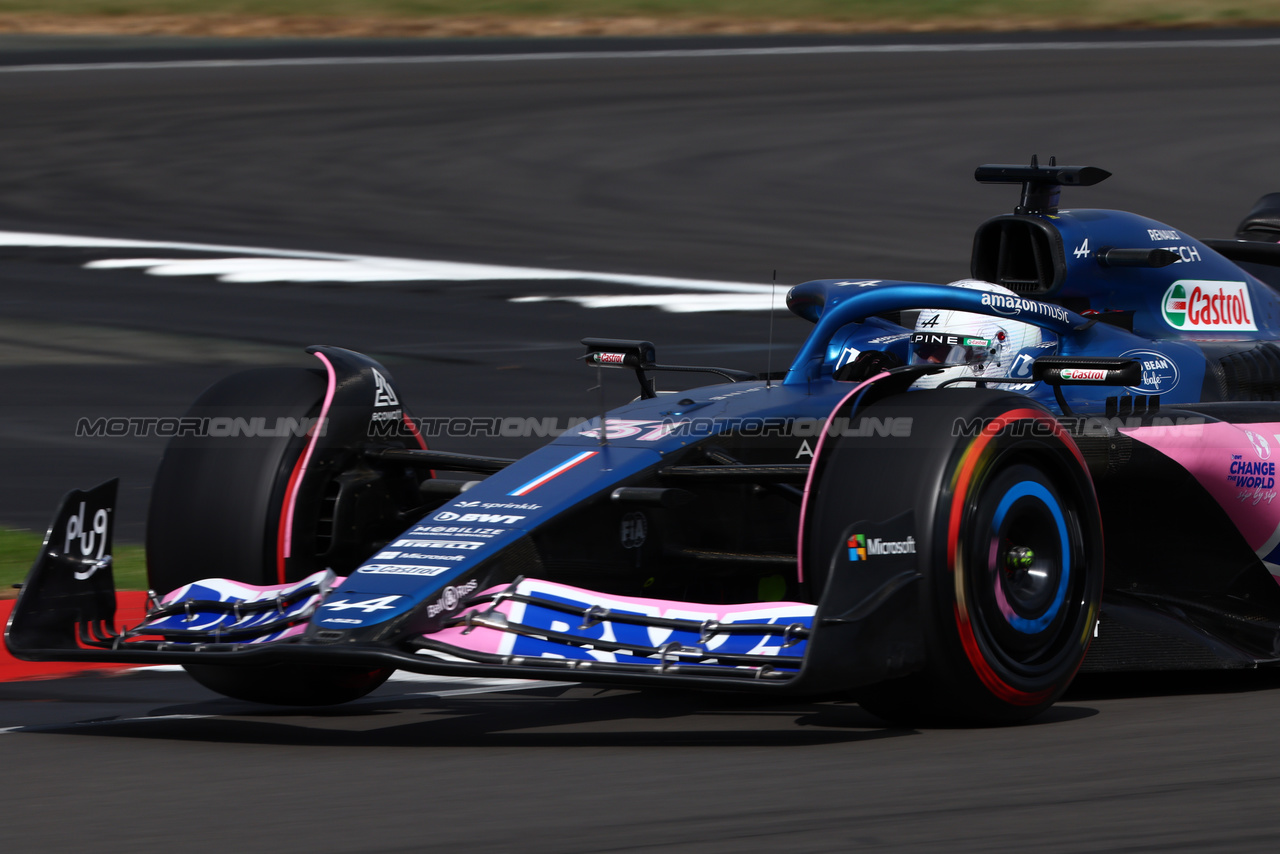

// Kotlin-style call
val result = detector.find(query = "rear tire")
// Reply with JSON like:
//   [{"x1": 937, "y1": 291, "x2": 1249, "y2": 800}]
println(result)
[{"x1": 806, "y1": 390, "x2": 1103, "y2": 726}]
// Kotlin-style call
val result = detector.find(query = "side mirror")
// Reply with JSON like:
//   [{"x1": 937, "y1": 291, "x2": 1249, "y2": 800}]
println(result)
[{"x1": 1032, "y1": 357, "x2": 1142, "y2": 386}]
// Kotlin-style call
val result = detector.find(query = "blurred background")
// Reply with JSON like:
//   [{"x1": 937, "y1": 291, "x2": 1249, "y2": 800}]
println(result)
[{"x1": 2, "y1": 8, "x2": 1280, "y2": 854}]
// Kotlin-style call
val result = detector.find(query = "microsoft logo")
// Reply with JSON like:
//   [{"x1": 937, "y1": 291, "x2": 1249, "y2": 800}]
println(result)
[{"x1": 847, "y1": 533, "x2": 917, "y2": 561}]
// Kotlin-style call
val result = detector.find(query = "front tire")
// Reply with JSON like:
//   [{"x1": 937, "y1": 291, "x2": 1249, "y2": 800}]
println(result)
[
  {"x1": 147, "y1": 367, "x2": 327, "y2": 593},
  {"x1": 183, "y1": 662, "x2": 393, "y2": 707},
  {"x1": 807, "y1": 390, "x2": 1103, "y2": 725},
  {"x1": 147, "y1": 366, "x2": 411, "y2": 705}
]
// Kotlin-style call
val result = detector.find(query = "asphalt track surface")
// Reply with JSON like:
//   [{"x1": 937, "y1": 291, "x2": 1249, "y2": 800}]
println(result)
[{"x1": 4, "y1": 30, "x2": 1280, "y2": 852}]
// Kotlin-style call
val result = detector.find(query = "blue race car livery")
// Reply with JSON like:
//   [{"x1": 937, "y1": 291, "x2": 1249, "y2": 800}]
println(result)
[{"x1": 15, "y1": 159, "x2": 1280, "y2": 724}]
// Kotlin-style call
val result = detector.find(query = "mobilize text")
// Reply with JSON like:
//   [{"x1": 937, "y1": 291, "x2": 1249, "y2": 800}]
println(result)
[{"x1": 411, "y1": 526, "x2": 505, "y2": 538}]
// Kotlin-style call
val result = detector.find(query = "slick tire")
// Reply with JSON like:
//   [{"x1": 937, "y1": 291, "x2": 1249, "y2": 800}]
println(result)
[
  {"x1": 147, "y1": 367, "x2": 328, "y2": 593},
  {"x1": 147, "y1": 367, "x2": 394, "y2": 706},
  {"x1": 183, "y1": 661, "x2": 393, "y2": 707},
  {"x1": 806, "y1": 389, "x2": 1103, "y2": 726}
]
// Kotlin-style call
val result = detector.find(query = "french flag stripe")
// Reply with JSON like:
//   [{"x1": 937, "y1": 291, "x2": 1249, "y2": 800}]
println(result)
[{"x1": 508, "y1": 451, "x2": 599, "y2": 496}]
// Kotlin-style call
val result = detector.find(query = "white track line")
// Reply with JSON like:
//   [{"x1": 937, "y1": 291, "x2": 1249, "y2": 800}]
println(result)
[
  {"x1": 0, "y1": 229, "x2": 776, "y2": 312},
  {"x1": 1, "y1": 37, "x2": 1279, "y2": 74},
  {"x1": 0, "y1": 229, "x2": 767, "y2": 290}
]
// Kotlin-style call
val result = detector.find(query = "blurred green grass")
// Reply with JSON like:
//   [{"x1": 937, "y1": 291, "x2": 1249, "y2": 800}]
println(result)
[
  {"x1": 0, "y1": 528, "x2": 148, "y2": 594},
  {"x1": 2, "y1": 0, "x2": 1279, "y2": 27}
]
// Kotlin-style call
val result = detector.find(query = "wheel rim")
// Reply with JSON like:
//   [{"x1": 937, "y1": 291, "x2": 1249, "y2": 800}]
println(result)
[
  {"x1": 981, "y1": 474, "x2": 1071, "y2": 656},
  {"x1": 964, "y1": 461, "x2": 1085, "y2": 678}
]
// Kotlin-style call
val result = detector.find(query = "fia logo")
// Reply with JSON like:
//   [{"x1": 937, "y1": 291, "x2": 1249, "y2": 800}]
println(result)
[
  {"x1": 620, "y1": 512, "x2": 647, "y2": 549},
  {"x1": 372, "y1": 369, "x2": 399, "y2": 407}
]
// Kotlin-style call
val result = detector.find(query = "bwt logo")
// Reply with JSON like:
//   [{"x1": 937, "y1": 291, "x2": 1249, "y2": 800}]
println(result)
[{"x1": 434, "y1": 511, "x2": 525, "y2": 524}]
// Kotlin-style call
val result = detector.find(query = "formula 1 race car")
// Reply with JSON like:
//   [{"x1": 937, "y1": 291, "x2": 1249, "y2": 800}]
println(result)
[{"x1": 13, "y1": 159, "x2": 1280, "y2": 725}]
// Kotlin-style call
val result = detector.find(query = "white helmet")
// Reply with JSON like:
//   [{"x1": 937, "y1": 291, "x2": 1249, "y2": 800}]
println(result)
[{"x1": 910, "y1": 280, "x2": 1042, "y2": 389}]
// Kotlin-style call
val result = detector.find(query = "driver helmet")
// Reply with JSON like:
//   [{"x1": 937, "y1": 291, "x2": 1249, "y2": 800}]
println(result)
[{"x1": 910, "y1": 279, "x2": 1041, "y2": 389}]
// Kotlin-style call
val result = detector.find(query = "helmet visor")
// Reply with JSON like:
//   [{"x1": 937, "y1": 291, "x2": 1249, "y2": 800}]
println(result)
[{"x1": 909, "y1": 332, "x2": 993, "y2": 367}]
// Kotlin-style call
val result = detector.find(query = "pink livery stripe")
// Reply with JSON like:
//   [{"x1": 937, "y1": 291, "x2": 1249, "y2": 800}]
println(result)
[
  {"x1": 508, "y1": 450, "x2": 599, "y2": 496},
  {"x1": 278, "y1": 350, "x2": 338, "y2": 581}
]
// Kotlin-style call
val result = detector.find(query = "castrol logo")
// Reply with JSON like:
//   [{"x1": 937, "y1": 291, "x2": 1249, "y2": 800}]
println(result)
[
  {"x1": 1162, "y1": 281, "x2": 1257, "y2": 331},
  {"x1": 1062, "y1": 369, "x2": 1107, "y2": 381}
]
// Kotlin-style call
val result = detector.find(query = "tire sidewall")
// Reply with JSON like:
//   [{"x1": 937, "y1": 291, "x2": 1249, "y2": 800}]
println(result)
[
  {"x1": 919, "y1": 396, "x2": 1102, "y2": 722},
  {"x1": 806, "y1": 388, "x2": 1102, "y2": 724},
  {"x1": 147, "y1": 367, "x2": 329, "y2": 593}
]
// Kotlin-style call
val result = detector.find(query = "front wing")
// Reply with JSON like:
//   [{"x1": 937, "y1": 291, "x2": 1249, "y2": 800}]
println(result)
[{"x1": 7, "y1": 481, "x2": 914, "y2": 695}]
